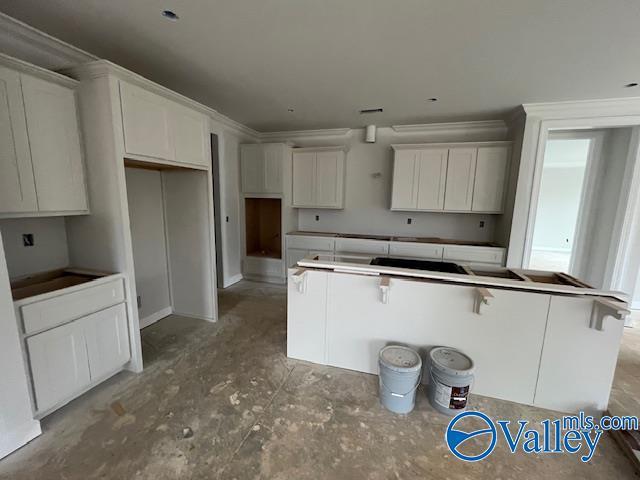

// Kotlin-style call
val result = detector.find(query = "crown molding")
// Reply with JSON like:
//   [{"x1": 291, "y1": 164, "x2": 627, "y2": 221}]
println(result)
[
  {"x1": 522, "y1": 97, "x2": 640, "y2": 119},
  {"x1": 391, "y1": 140, "x2": 512, "y2": 150},
  {"x1": 259, "y1": 127, "x2": 352, "y2": 142},
  {"x1": 0, "y1": 52, "x2": 78, "y2": 88},
  {"x1": 291, "y1": 145, "x2": 350, "y2": 153},
  {"x1": 0, "y1": 12, "x2": 96, "y2": 71},
  {"x1": 391, "y1": 120, "x2": 507, "y2": 136},
  {"x1": 62, "y1": 60, "x2": 260, "y2": 139}
]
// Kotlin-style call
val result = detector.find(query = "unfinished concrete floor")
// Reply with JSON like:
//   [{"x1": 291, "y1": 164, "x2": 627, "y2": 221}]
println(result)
[{"x1": 0, "y1": 280, "x2": 637, "y2": 479}]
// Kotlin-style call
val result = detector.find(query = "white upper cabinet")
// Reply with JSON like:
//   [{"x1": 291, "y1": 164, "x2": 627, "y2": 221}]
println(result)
[
  {"x1": 240, "y1": 143, "x2": 287, "y2": 194},
  {"x1": 472, "y1": 145, "x2": 510, "y2": 213},
  {"x1": 120, "y1": 81, "x2": 173, "y2": 161},
  {"x1": 0, "y1": 55, "x2": 89, "y2": 218},
  {"x1": 120, "y1": 81, "x2": 209, "y2": 167},
  {"x1": 416, "y1": 149, "x2": 448, "y2": 210},
  {"x1": 169, "y1": 102, "x2": 209, "y2": 167},
  {"x1": 21, "y1": 74, "x2": 88, "y2": 212},
  {"x1": 390, "y1": 150, "x2": 419, "y2": 210},
  {"x1": 391, "y1": 142, "x2": 510, "y2": 214},
  {"x1": 292, "y1": 147, "x2": 346, "y2": 209},
  {"x1": 444, "y1": 147, "x2": 477, "y2": 212},
  {"x1": 0, "y1": 65, "x2": 37, "y2": 214}
]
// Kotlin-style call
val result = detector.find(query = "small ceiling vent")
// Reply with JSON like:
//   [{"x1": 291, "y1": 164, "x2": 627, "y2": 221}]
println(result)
[{"x1": 360, "y1": 108, "x2": 383, "y2": 114}]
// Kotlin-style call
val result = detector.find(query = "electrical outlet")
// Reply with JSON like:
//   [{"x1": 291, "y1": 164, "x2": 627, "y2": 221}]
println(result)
[
  {"x1": 315, "y1": 215, "x2": 320, "y2": 221},
  {"x1": 137, "y1": 295, "x2": 142, "y2": 309},
  {"x1": 22, "y1": 234, "x2": 34, "y2": 247},
  {"x1": 407, "y1": 218, "x2": 412, "y2": 225},
  {"x1": 479, "y1": 221, "x2": 485, "y2": 228}
]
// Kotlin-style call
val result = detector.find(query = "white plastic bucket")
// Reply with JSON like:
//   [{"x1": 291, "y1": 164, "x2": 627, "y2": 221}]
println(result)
[
  {"x1": 378, "y1": 345, "x2": 422, "y2": 414},
  {"x1": 427, "y1": 347, "x2": 474, "y2": 416}
]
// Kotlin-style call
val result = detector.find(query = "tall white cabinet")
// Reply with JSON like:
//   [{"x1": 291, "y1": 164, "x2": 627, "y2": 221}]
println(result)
[
  {"x1": 391, "y1": 141, "x2": 511, "y2": 214},
  {"x1": 0, "y1": 54, "x2": 88, "y2": 218}
]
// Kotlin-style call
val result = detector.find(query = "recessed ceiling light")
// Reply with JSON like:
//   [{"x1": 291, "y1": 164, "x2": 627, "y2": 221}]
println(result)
[
  {"x1": 287, "y1": 108, "x2": 295, "y2": 113},
  {"x1": 625, "y1": 82, "x2": 638, "y2": 88},
  {"x1": 162, "y1": 10, "x2": 179, "y2": 21},
  {"x1": 427, "y1": 98, "x2": 438, "y2": 102},
  {"x1": 360, "y1": 108, "x2": 383, "y2": 114}
]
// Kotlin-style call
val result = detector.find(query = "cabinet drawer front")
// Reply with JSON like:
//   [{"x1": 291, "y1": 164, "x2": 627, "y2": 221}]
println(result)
[
  {"x1": 286, "y1": 235, "x2": 335, "y2": 251},
  {"x1": 21, "y1": 279, "x2": 125, "y2": 335},
  {"x1": 442, "y1": 246, "x2": 505, "y2": 265},
  {"x1": 388, "y1": 242, "x2": 444, "y2": 260},
  {"x1": 334, "y1": 238, "x2": 389, "y2": 255}
]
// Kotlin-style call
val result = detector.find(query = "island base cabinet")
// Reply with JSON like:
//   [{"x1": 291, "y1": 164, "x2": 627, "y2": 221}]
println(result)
[
  {"x1": 287, "y1": 269, "x2": 328, "y2": 364},
  {"x1": 323, "y1": 273, "x2": 550, "y2": 405},
  {"x1": 534, "y1": 296, "x2": 625, "y2": 415}
]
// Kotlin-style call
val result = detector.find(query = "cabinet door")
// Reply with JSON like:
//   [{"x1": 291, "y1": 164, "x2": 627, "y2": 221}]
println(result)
[
  {"x1": 21, "y1": 74, "x2": 88, "y2": 212},
  {"x1": 390, "y1": 150, "x2": 419, "y2": 209},
  {"x1": 169, "y1": 102, "x2": 208, "y2": 167},
  {"x1": 416, "y1": 149, "x2": 448, "y2": 210},
  {"x1": 27, "y1": 321, "x2": 90, "y2": 413},
  {"x1": 240, "y1": 144, "x2": 264, "y2": 193},
  {"x1": 444, "y1": 147, "x2": 477, "y2": 211},
  {"x1": 120, "y1": 81, "x2": 173, "y2": 161},
  {"x1": 83, "y1": 303, "x2": 130, "y2": 380},
  {"x1": 472, "y1": 146, "x2": 509, "y2": 213},
  {"x1": 263, "y1": 144, "x2": 283, "y2": 193},
  {"x1": 292, "y1": 152, "x2": 316, "y2": 207},
  {"x1": 0, "y1": 66, "x2": 37, "y2": 213},
  {"x1": 534, "y1": 296, "x2": 625, "y2": 414},
  {"x1": 315, "y1": 151, "x2": 344, "y2": 208}
]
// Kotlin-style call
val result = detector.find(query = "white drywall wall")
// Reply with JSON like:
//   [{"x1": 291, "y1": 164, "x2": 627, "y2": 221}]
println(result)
[
  {"x1": 124, "y1": 168, "x2": 171, "y2": 326},
  {"x1": 531, "y1": 165, "x2": 585, "y2": 252},
  {"x1": 284, "y1": 126, "x2": 507, "y2": 242},
  {"x1": 0, "y1": 231, "x2": 41, "y2": 458},
  {"x1": 0, "y1": 217, "x2": 69, "y2": 278}
]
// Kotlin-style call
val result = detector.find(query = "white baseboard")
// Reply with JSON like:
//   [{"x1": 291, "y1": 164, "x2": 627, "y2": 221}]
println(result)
[
  {"x1": 0, "y1": 419, "x2": 41, "y2": 460},
  {"x1": 223, "y1": 273, "x2": 243, "y2": 288},
  {"x1": 172, "y1": 311, "x2": 216, "y2": 323},
  {"x1": 139, "y1": 307, "x2": 173, "y2": 330},
  {"x1": 242, "y1": 273, "x2": 286, "y2": 285}
]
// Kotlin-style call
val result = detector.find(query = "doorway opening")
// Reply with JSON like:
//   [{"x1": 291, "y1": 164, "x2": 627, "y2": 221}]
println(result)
[{"x1": 528, "y1": 131, "x2": 603, "y2": 273}]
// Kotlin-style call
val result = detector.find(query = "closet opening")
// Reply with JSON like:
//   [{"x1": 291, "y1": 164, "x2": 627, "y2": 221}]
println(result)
[{"x1": 244, "y1": 197, "x2": 282, "y2": 259}]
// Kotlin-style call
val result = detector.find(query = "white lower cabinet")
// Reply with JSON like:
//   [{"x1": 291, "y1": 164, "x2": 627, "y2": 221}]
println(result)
[
  {"x1": 84, "y1": 304, "x2": 131, "y2": 380},
  {"x1": 27, "y1": 320, "x2": 91, "y2": 414},
  {"x1": 442, "y1": 245, "x2": 505, "y2": 265},
  {"x1": 334, "y1": 238, "x2": 389, "y2": 255},
  {"x1": 25, "y1": 302, "x2": 130, "y2": 415},
  {"x1": 534, "y1": 296, "x2": 625, "y2": 414},
  {"x1": 388, "y1": 241, "x2": 444, "y2": 260}
]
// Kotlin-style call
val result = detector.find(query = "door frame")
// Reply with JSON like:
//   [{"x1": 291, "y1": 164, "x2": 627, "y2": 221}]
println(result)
[{"x1": 519, "y1": 116, "x2": 640, "y2": 291}]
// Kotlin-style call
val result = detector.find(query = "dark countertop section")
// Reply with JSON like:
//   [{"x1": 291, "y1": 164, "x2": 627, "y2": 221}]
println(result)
[{"x1": 287, "y1": 231, "x2": 502, "y2": 247}]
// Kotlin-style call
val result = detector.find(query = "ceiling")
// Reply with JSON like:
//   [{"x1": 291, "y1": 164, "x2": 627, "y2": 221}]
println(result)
[{"x1": 2, "y1": 0, "x2": 640, "y2": 132}]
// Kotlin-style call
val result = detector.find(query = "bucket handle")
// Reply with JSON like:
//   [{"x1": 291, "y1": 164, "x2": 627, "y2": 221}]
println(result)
[{"x1": 379, "y1": 375, "x2": 421, "y2": 398}]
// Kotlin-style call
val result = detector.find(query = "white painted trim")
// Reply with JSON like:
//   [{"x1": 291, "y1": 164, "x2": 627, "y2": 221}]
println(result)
[
  {"x1": 0, "y1": 419, "x2": 41, "y2": 460},
  {"x1": 0, "y1": 12, "x2": 96, "y2": 68},
  {"x1": 223, "y1": 273, "x2": 243, "y2": 288},
  {"x1": 260, "y1": 128, "x2": 352, "y2": 141},
  {"x1": 0, "y1": 52, "x2": 79, "y2": 87},
  {"x1": 523, "y1": 97, "x2": 640, "y2": 119},
  {"x1": 391, "y1": 140, "x2": 512, "y2": 150},
  {"x1": 62, "y1": 60, "x2": 260, "y2": 139},
  {"x1": 391, "y1": 120, "x2": 507, "y2": 135},
  {"x1": 292, "y1": 145, "x2": 349, "y2": 153},
  {"x1": 172, "y1": 311, "x2": 216, "y2": 322},
  {"x1": 138, "y1": 307, "x2": 173, "y2": 330}
]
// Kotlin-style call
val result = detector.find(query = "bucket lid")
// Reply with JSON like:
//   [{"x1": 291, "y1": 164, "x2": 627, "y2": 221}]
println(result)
[
  {"x1": 429, "y1": 347, "x2": 474, "y2": 376},
  {"x1": 379, "y1": 345, "x2": 422, "y2": 372}
]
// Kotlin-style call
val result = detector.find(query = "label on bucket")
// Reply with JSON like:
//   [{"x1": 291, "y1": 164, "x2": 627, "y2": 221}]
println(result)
[{"x1": 434, "y1": 380, "x2": 469, "y2": 410}]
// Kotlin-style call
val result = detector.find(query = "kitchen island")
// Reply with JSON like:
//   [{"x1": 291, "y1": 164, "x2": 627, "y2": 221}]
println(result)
[{"x1": 287, "y1": 254, "x2": 630, "y2": 414}]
